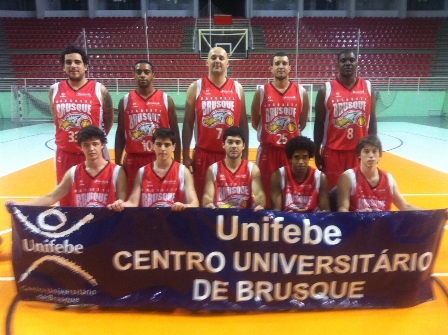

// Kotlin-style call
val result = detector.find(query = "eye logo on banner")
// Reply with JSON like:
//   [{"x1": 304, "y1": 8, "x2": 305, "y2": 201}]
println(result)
[{"x1": 12, "y1": 207, "x2": 98, "y2": 288}]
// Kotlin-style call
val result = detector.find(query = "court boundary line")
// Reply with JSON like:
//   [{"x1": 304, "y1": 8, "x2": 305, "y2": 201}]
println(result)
[{"x1": 0, "y1": 228, "x2": 12, "y2": 235}]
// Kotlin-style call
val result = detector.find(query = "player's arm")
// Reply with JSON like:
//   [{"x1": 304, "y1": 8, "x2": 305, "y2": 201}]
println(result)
[
  {"x1": 250, "y1": 89, "x2": 261, "y2": 130},
  {"x1": 167, "y1": 95, "x2": 181, "y2": 162},
  {"x1": 115, "y1": 167, "x2": 127, "y2": 201},
  {"x1": 391, "y1": 178, "x2": 421, "y2": 211},
  {"x1": 202, "y1": 166, "x2": 216, "y2": 209},
  {"x1": 182, "y1": 82, "x2": 197, "y2": 169},
  {"x1": 318, "y1": 173, "x2": 330, "y2": 212},
  {"x1": 368, "y1": 86, "x2": 377, "y2": 135},
  {"x1": 270, "y1": 170, "x2": 283, "y2": 211},
  {"x1": 101, "y1": 85, "x2": 114, "y2": 135},
  {"x1": 114, "y1": 98, "x2": 126, "y2": 165},
  {"x1": 48, "y1": 86, "x2": 55, "y2": 118},
  {"x1": 238, "y1": 85, "x2": 249, "y2": 160},
  {"x1": 108, "y1": 171, "x2": 141, "y2": 211},
  {"x1": 313, "y1": 85, "x2": 327, "y2": 171},
  {"x1": 336, "y1": 171, "x2": 352, "y2": 212},
  {"x1": 172, "y1": 167, "x2": 199, "y2": 211},
  {"x1": 251, "y1": 164, "x2": 266, "y2": 211},
  {"x1": 299, "y1": 89, "x2": 309, "y2": 132},
  {"x1": 21, "y1": 169, "x2": 72, "y2": 207}
]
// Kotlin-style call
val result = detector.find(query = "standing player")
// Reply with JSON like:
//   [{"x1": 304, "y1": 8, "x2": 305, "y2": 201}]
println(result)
[
  {"x1": 271, "y1": 136, "x2": 330, "y2": 212},
  {"x1": 182, "y1": 47, "x2": 249, "y2": 202},
  {"x1": 337, "y1": 135, "x2": 419, "y2": 212},
  {"x1": 251, "y1": 51, "x2": 310, "y2": 208},
  {"x1": 50, "y1": 45, "x2": 114, "y2": 206},
  {"x1": 314, "y1": 50, "x2": 377, "y2": 190},
  {"x1": 203, "y1": 126, "x2": 265, "y2": 211},
  {"x1": 108, "y1": 128, "x2": 198, "y2": 212},
  {"x1": 5, "y1": 126, "x2": 126, "y2": 208},
  {"x1": 115, "y1": 60, "x2": 180, "y2": 195}
]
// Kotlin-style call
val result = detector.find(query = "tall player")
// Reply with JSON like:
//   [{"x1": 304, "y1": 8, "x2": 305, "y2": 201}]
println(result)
[
  {"x1": 50, "y1": 45, "x2": 114, "y2": 206},
  {"x1": 203, "y1": 126, "x2": 265, "y2": 211},
  {"x1": 251, "y1": 51, "x2": 310, "y2": 208},
  {"x1": 108, "y1": 128, "x2": 198, "y2": 212},
  {"x1": 182, "y1": 47, "x2": 249, "y2": 202},
  {"x1": 115, "y1": 60, "x2": 180, "y2": 195},
  {"x1": 314, "y1": 50, "x2": 377, "y2": 190},
  {"x1": 5, "y1": 126, "x2": 126, "y2": 208}
]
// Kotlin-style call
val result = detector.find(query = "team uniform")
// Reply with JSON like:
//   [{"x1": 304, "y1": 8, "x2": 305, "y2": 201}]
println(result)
[
  {"x1": 122, "y1": 89, "x2": 170, "y2": 193},
  {"x1": 192, "y1": 77, "x2": 243, "y2": 201},
  {"x1": 210, "y1": 160, "x2": 254, "y2": 209},
  {"x1": 347, "y1": 167, "x2": 394, "y2": 211},
  {"x1": 51, "y1": 80, "x2": 106, "y2": 206},
  {"x1": 279, "y1": 165, "x2": 321, "y2": 212},
  {"x1": 255, "y1": 82, "x2": 306, "y2": 208},
  {"x1": 69, "y1": 162, "x2": 121, "y2": 207},
  {"x1": 138, "y1": 161, "x2": 186, "y2": 207},
  {"x1": 322, "y1": 78, "x2": 373, "y2": 188}
]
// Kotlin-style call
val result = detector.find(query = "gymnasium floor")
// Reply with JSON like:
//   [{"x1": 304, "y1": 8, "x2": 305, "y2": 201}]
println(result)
[{"x1": 0, "y1": 121, "x2": 447, "y2": 334}]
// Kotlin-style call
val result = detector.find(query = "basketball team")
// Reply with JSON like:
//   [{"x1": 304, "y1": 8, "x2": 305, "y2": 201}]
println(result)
[{"x1": 6, "y1": 45, "x2": 448, "y2": 219}]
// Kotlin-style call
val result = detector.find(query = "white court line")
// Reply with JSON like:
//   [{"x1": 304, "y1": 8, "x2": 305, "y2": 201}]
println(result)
[
  {"x1": 0, "y1": 277, "x2": 15, "y2": 281},
  {"x1": 0, "y1": 228, "x2": 12, "y2": 235},
  {"x1": 432, "y1": 273, "x2": 448, "y2": 277},
  {"x1": 404, "y1": 194, "x2": 448, "y2": 197}
]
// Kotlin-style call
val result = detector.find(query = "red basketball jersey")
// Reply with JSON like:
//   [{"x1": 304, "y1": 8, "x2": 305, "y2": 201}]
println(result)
[
  {"x1": 256, "y1": 82, "x2": 305, "y2": 147},
  {"x1": 139, "y1": 161, "x2": 185, "y2": 207},
  {"x1": 70, "y1": 162, "x2": 120, "y2": 207},
  {"x1": 348, "y1": 167, "x2": 394, "y2": 211},
  {"x1": 194, "y1": 77, "x2": 242, "y2": 152},
  {"x1": 323, "y1": 78, "x2": 372, "y2": 150},
  {"x1": 280, "y1": 165, "x2": 320, "y2": 212},
  {"x1": 52, "y1": 80, "x2": 103, "y2": 153},
  {"x1": 211, "y1": 160, "x2": 254, "y2": 209},
  {"x1": 123, "y1": 89, "x2": 170, "y2": 154}
]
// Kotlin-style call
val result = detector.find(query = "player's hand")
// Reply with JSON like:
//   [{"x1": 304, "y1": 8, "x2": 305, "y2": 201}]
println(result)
[
  {"x1": 183, "y1": 156, "x2": 193, "y2": 173},
  {"x1": 4, "y1": 200, "x2": 19, "y2": 213},
  {"x1": 172, "y1": 202, "x2": 188, "y2": 211},
  {"x1": 253, "y1": 205, "x2": 264, "y2": 212},
  {"x1": 108, "y1": 200, "x2": 125, "y2": 212},
  {"x1": 314, "y1": 153, "x2": 325, "y2": 171},
  {"x1": 205, "y1": 203, "x2": 216, "y2": 209}
]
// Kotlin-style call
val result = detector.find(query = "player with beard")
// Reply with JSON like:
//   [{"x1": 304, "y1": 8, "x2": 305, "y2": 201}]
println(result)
[
  {"x1": 251, "y1": 51, "x2": 310, "y2": 208},
  {"x1": 314, "y1": 50, "x2": 377, "y2": 190},
  {"x1": 115, "y1": 60, "x2": 180, "y2": 196},
  {"x1": 50, "y1": 45, "x2": 114, "y2": 206},
  {"x1": 182, "y1": 47, "x2": 249, "y2": 203},
  {"x1": 203, "y1": 126, "x2": 265, "y2": 211}
]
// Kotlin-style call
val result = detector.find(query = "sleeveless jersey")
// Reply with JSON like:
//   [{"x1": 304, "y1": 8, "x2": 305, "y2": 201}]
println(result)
[
  {"x1": 257, "y1": 82, "x2": 305, "y2": 147},
  {"x1": 70, "y1": 162, "x2": 120, "y2": 207},
  {"x1": 123, "y1": 89, "x2": 170, "y2": 154},
  {"x1": 348, "y1": 167, "x2": 394, "y2": 211},
  {"x1": 280, "y1": 165, "x2": 321, "y2": 212},
  {"x1": 52, "y1": 80, "x2": 103, "y2": 153},
  {"x1": 139, "y1": 161, "x2": 185, "y2": 207},
  {"x1": 323, "y1": 78, "x2": 372, "y2": 150},
  {"x1": 211, "y1": 160, "x2": 254, "y2": 209},
  {"x1": 194, "y1": 77, "x2": 242, "y2": 152}
]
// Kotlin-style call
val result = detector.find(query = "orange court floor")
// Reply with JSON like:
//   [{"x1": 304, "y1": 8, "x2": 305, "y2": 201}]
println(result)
[{"x1": 0, "y1": 149, "x2": 447, "y2": 335}]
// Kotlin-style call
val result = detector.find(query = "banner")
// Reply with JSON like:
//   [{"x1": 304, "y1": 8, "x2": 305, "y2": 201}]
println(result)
[{"x1": 9, "y1": 205, "x2": 446, "y2": 311}]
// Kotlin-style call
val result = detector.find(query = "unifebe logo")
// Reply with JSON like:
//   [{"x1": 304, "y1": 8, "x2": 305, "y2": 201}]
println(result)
[{"x1": 12, "y1": 207, "x2": 98, "y2": 286}]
